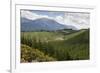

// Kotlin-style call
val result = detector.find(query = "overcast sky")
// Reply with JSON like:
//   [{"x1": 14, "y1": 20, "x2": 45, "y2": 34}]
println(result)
[{"x1": 21, "y1": 10, "x2": 90, "y2": 29}]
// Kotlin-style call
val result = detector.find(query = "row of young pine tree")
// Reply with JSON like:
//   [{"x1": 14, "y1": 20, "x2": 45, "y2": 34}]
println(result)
[{"x1": 21, "y1": 35, "x2": 73, "y2": 61}]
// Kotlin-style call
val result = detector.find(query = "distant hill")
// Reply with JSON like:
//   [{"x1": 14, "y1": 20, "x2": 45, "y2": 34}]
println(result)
[{"x1": 21, "y1": 18, "x2": 77, "y2": 31}]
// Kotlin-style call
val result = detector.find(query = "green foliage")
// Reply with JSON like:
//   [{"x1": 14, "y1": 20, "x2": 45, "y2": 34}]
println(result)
[
  {"x1": 21, "y1": 44, "x2": 56, "y2": 63},
  {"x1": 21, "y1": 29, "x2": 89, "y2": 62}
]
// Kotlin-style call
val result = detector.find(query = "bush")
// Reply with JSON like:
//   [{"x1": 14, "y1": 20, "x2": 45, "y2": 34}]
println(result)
[{"x1": 21, "y1": 44, "x2": 56, "y2": 63}]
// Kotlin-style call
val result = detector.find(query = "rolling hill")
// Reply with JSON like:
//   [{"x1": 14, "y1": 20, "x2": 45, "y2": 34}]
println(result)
[{"x1": 21, "y1": 29, "x2": 89, "y2": 62}]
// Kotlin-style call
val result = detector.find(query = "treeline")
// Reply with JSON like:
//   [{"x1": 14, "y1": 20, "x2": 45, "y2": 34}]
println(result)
[
  {"x1": 21, "y1": 30, "x2": 89, "y2": 62},
  {"x1": 21, "y1": 35, "x2": 73, "y2": 61}
]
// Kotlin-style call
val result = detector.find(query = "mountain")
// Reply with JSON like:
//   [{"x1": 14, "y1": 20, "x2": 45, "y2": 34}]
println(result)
[{"x1": 21, "y1": 18, "x2": 77, "y2": 31}]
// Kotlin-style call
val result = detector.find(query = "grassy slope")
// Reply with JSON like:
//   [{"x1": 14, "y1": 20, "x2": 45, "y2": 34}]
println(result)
[
  {"x1": 49, "y1": 29, "x2": 89, "y2": 60},
  {"x1": 21, "y1": 31, "x2": 64, "y2": 42},
  {"x1": 21, "y1": 29, "x2": 89, "y2": 61},
  {"x1": 21, "y1": 30, "x2": 86, "y2": 41}
]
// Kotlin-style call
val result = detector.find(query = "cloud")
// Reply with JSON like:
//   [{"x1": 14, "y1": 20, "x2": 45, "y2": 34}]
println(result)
[
  {"x1": 21, "y1": 10, "x2": 52, "y2": 20},
  {"x1": 21, "y1": 10, "x2": 64, "y2": 24},
  {"x1": 21, "y1": 10, "x2": 39, "y2": 20},
  {"x1": 21, "y1": 10, "x2": 90, "y2": 29},
  {"x1": 64, "y1": 12, "x2": 90, "y2": 29},
  {"x1": 55, "y1": 16, "x2": 64, "y2": 24}
]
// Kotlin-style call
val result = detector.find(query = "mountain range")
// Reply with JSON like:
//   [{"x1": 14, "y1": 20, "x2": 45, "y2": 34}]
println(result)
[{"x1": 21, "y1": 17, "x2": 77, "y2": 31}]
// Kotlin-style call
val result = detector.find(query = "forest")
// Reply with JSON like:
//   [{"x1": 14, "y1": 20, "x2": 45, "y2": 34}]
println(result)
[{"x1": 21, "y1": 29, "x2": 89, "y2": 63}]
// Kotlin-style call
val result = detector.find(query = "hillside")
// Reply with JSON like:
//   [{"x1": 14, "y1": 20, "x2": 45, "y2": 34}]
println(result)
[
  {"x1": 21, "y1": 29, "x2": 89, "y2": 62},
  {"x1": 48, "y1": 29, "x2": 89, "y2": 60},
  {"x1": 21, "y1": 44, "x2": 56, "y2": 62}
]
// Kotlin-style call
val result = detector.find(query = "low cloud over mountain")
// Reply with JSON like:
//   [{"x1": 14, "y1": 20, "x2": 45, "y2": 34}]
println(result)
[{"x1": 21, "y1": 17, "x2": 77, "y2": 31}]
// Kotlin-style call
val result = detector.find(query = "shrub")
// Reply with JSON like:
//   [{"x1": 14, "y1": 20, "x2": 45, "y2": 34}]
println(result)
[{"x1": 21, "y1": 44, "x2": 56, "y2": 63}]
